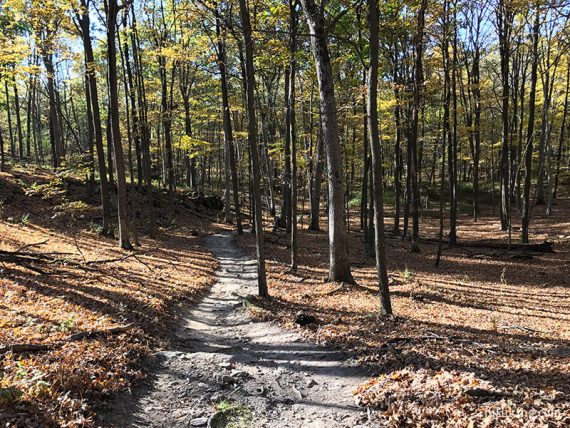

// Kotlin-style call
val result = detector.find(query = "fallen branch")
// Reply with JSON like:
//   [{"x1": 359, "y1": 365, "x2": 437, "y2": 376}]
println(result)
[
  {"x1": 84, "y1": 250, "x2": 152, "y2": 266},
  {"x1": 0, "y1": 343, "x2": 51, "y2": 354},
  {"x1": 0, "y1": 324, "x2": 135, "y2": 355},
  {"x1": 16, "y1": 240, "x2": 49, "y2": 252},
  {"x1": 385, "y1": 232, "x2": 554, "y2": 253},
  {"x1": 67, "y1": 323, "x2": 134, "y2": 341}
]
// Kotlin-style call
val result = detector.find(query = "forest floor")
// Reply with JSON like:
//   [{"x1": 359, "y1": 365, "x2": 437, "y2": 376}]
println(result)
[
  {"x1": 237, "y1": 199, "x2": 570, "y2": 426},
  {"x1": 0, "y1": 167, "x2": 218, "y2": 426},
  {"x1": 1, "y1": 167, "x2": 570, "y2": 427}
]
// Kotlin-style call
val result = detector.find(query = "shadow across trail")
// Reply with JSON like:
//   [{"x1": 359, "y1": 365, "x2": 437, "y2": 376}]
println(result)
[{"x1": 99, "y1": 232, "x2": 372, "y2": 428}]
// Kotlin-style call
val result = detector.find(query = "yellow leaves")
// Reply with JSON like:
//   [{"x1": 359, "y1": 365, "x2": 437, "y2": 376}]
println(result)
[{"x1": 177, "y1": 135, "x2": 212, "y2": 158}]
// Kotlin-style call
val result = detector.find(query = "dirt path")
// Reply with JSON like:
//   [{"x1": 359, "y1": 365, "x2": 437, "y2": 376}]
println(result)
[{"x1": 101, "y1": 232, "x2": 372, "y2": 427}]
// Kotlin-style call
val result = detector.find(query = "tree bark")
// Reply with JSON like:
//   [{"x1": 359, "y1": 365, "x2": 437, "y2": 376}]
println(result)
[
  {"x1": 216, "y1": 10, "x2": 243, "y2": 234},
  {"x1": 300, "y1": 0, "x2": 353, "y2": 283},
  {"x1": 238, "y1": 0, "x2": 267, "y2": 296},
  {"x1": 522, "y1": 5, "x2": 540, "y2": 244},
  {"x1": 77, "y1": 0, "x2": 112, "y2": 236},
  {"x1": 367, "y1": 0, "x2": 392, "y2": 314},
  {"x1": 106, "y1": 0, "x2": 132, "y2": 250}
]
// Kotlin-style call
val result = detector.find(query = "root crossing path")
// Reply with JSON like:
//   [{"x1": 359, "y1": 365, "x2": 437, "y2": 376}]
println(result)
[{"x1": 102, "y1": 232, "x2": 372, "y2": 428}]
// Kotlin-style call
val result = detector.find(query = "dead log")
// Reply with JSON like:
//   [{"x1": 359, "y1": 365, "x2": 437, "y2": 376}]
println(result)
[
  {"x1": 384, "y1": 232, "x2": 554, "y2": 253},
  {"x1": 67, "y1": 323, "x2": 134, "y2": 341},
  {"x1": 0, "y1": 324, "x2": 135, "y2": 355},
  {"x1": 451, "y1": 240, "x2": 553, "y2": 253},
  {"x1": 0, "y1": 343, "x2": 51, "y2": 354}
]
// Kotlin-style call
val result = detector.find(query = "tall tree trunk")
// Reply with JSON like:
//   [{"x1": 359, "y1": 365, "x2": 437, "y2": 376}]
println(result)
[
  {"x1": 77, "y1": 0, "x2": 112, "y2": 235},
  {"x1": 289, "y1": 0, "x2": 298, "y2": 269},
  {"x1": 554, "y1": 58, "x2": 569, "y2": 199},
  {"x1": 367, "y1": 0, "x2": 392, "y2": 314},
  {"x1": 497, "y1": 0, "x2": 512, "y2": 231},
  {"x1": 393, "y1": 61, "x2": 402, "y2": 234},
  {"x1": 12, "y1": 76, "x2": 23, "y2": 160},
  {"x1": 158, "y1": 53, "x2": 176, "y2": 215},
  {"x1": 300, "y1": 0, "x2": 353, "y2": 283},
  {"x1": 25, "y1": 71, "x2": 35, "y2": 160},
  {"x1": 106, "y1": 0, "x2": 132, "y2": 250},
  {"x1": 448, "y1": 0, "x2": 458, "y2": 244},
  {"x1": 309, "y1": 124, "x2": 324, "y2": 231},
  {"x1": 5, "y1": 80, "x2": 14, "y2": 159},
  {"x1": 216, "y1": 11, "x2": 243, "y2": 234},
  {"x1": 41, "y1": 49, "x2": 64, "y2": 168},
  {"x1": 0, "y1": 127, "x2": 5, "y2": 171},
  {"x1": 130, "y1": 9, "x2": 154, "y2": 231},
  {"x1": 522, "y1": 5, "x2": 539, "y2": 244},
  {"x1": 409, "y1": 0, "x2": 427, "y2": 252},
  {"x1": 238, "y1": 0, "x2": 267, "y2": 296}
]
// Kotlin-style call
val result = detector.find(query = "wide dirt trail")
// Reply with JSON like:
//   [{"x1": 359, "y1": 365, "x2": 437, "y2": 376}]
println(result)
[{"x1": 102, "y1": 232, "x2": 372, "y2": 427}]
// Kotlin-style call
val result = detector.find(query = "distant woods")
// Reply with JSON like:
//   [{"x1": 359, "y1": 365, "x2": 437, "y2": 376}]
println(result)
[{"x1": 1, "y1": 0, "x2": 570, "y2": 310}]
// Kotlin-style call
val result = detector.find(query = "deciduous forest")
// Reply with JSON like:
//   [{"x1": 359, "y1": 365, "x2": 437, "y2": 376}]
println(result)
[{"x1": 0, "y1": 0, "x2": 569, "y2": 426}]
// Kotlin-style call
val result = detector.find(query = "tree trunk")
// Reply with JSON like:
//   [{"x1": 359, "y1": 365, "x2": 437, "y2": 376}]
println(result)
[
  {"x1": 497, "y1": 0, "x2": 512, "y2": 231},
  {"x1": 12, "y1": 76, "x2": 23, "y2": 160},
  {"x1": 41, "y1": 49, "x2": 64, "y2": 168},
  {"x1": 5, "y1": 80, "x2": 15, "y2": 159},
  {"x1": 106, "y1": 0, "x2": 132, "y2": 250},
  {"x1": 300, "y1": 0, "x2": 353, "y2": 283},
  {"x1": 216, "y1": 11, "x2": 243, "y2": 234},
  {"x1": 409, "y1": 0, "x2": 427, "y2": 252},
  {"x1": 367, "y1": 0, "x2": 392, "y2": 314},
  {"x1": 554, "y1": 58, "x2": 569, "y2": 199},
  {"x1": 78, "y1": 0, "x2": 112, "y2": 235},
  {"x1": 238, "y1": 0, "x2": 267, "y2": 296},
  {"x1": 309, "y1": 124, "x2": 324, "y2": 231},
  {"x1": 521, "y1": 6, "x2": 539, "y2": 244},
  {"x1": 289, "y1": 0, "x2": 298, "y2": 269}
]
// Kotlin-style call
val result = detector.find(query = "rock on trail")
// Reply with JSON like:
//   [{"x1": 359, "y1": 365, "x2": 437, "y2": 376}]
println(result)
[{"x1": 100, "y1": 232, "x2": 372, "y2": 427}]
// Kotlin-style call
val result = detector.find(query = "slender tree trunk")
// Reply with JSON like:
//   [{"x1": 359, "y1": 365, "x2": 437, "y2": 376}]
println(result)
[
  {"x1": 77, "y1": 0, "x2": 112, "y2": 235},
  {"x1": 409, "y1": 0, "x2": 427, "y2": 252},
  {"x1": 448, "y1": 0, "x2": 458, "y2": 244},
  {"x1": 367, "y1": 0, "x2": 392, "y2": 314},
  {"x1": 12, "y1": 76, "x2": 23, "y2": 160},
  {"x1": 393, "y1": 68, "x2": 402, "y2": 234},
  {"x1": 289, "y1": 0, "x2": 298, "y2": 269},
  {"x1": 238, "y1": 0, "x2": 267, "y2": 296},
  {"x1": 497, "y1": 0, "x2": 512, "y2": 230},
  {"x1": 5, "y1": 80, "x2": 14, "y2": 159},
  {"x1": 309, "y1": 124, "x2": 324, "y2": 231},
  {"x1": 554, "y1": 59, "x2": 569, "y2": 199},
  {"x1": 0, "y1": 127, "x2": 5, "y2": 171},
  {"x1": 106, "y1": 0, "x2": 132, "y2": 249},
  {"x1": 522, "y1": 5, "x2": 539, "y2": 244},
  {"x1": 216, "y1": 11, "x2": 243, "y2": 234},
  {"x1": 41, "y1": 49, "x2": 63, "y2": 168},
  {"x1": 301, "y1": 0, "x2": 353, "y2": 283}
]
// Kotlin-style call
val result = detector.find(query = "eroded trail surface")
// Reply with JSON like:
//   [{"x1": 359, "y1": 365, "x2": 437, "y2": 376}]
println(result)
[{"x1": 102, "y1": 232, "x2": 371, "y2": 427}]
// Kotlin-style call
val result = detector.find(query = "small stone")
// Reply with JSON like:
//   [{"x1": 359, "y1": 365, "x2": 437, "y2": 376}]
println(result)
[
  {"x1": 306, "y1": 379, "x2": 318, "y2": 388},
  {"x1": 189, "y1": 416, "x2": 208, "y2": 427},
  {"x1": 197, "y1": 382, "x2": 209, "y2": 388},
  {"x1": 215, "y1": 374, "x2": 236, "y2": 385},
  {"x1": 230, "y1": 370, "x2": 248, "y2": 379},
  {"x1": 210, "y1": 392, "x2": 225, "y2": 403}
]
